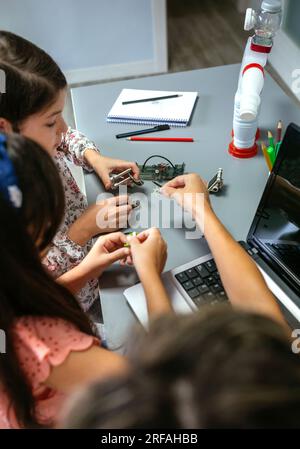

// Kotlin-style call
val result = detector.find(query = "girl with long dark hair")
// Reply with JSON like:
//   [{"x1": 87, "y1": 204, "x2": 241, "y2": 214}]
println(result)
[{"x1": 0, "y1": 133, "x2": 166, "y2": 428}]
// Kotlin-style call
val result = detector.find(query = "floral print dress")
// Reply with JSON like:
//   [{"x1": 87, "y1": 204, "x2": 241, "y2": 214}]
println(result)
[{"x1": 43, "y1": 128, "x2": 101, "y2": 313}]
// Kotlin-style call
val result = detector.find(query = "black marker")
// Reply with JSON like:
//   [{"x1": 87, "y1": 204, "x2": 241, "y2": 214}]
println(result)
[{"x1": 116, "y1": 124, "x2": 170, "y2": 139}]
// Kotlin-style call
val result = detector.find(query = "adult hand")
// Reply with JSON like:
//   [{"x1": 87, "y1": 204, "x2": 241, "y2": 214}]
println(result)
[
  {"x1": 161, "y1": 173, "x2": 211, "y2": 216},
  {"x1": 127, "y1": 228, "x2": 167, "y2": 279}
]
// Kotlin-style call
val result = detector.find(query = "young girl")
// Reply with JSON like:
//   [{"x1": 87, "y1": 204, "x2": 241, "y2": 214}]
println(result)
[
  {"x1": 0, "y1": 30, "x2": 140, "y2": 315},
  {"x1": 0, "y1": 132, "x2": 166, "y2": 428}
]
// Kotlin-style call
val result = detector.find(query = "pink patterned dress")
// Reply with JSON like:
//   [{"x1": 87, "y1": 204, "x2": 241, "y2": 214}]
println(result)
[{"x1": 0, "y1": 316, "x2": 100, "y2": 429}]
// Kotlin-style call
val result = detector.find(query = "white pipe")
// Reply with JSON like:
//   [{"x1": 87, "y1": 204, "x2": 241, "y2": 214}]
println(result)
[{"x1": 240, "y1": 67, "x2": 264, "y2": 121}]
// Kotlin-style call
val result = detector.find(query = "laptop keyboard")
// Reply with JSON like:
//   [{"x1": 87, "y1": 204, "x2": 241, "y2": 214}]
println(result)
[{"x1": 175, "y1": 259, "x2": 228, "y2": 308}]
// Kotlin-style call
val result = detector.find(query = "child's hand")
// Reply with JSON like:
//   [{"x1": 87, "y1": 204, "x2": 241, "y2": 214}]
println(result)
[
  {"x1": 85, "y1": 153, "x2": 140, "y2": 190},
  {"x1": 127, "y1": 228, "x2": 167, "y2": 278},
  {"x1": 79, "y1": 232, "x2": 130, "y2": 280},
  {"x1": 68, "y1": 195, "x2": 132, "y2": 246}
]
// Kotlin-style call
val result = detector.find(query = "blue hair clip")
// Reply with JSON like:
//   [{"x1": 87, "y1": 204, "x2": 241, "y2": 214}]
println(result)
[{"x1": 0, "y1": 134, "x2": 22, "y2": 209}]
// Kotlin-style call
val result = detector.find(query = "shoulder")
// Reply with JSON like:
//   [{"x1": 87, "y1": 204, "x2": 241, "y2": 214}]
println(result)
[{"x1": 12, "y1": 316, "x2": 100, "y2": 390}]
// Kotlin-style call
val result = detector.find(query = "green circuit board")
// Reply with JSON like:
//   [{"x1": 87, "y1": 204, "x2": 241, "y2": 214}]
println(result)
[{"x1": 138, "y1": 163, "x2": 185, "y2": 182}]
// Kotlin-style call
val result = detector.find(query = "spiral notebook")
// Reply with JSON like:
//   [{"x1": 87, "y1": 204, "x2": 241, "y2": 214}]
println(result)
[{"x1": 107, "y1": 89, "x2": 198, "y2": 127}]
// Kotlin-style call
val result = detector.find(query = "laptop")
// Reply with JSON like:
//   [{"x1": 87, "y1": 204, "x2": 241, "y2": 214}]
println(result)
[{"x1": 124, "y1": 123, "x2": 300, "y2": 328}]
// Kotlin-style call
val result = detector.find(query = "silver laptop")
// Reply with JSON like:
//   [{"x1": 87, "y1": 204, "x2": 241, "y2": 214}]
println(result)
[{"x1": 124, "y1": 123, "x2": 300, "y2": 328}]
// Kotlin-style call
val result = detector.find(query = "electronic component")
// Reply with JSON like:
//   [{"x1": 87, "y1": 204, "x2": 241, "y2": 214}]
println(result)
[
  {"x1": 207, "y1": 168, "x2": 224, "y2": 193},
  {"x1": 110, "y1": 169, "x2": 144, "y2": 190},
  {"x1": 138, "y1": 155, "x2": 185, "y2": 183}
]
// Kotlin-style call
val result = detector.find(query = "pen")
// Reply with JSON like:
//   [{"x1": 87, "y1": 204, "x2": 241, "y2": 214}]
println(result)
[
  {"x1": 116, "y1": 124, "x2": 170, "y2": 139},
  {"x1": 261, "y1": 143, "x2": 272, "y2": 171},
  {"x1": 122, "y1": 94, "x2": 182, "y2": 105},
  {"x1": 127, "y1": 137, "x2": 194, "y2": 142}
]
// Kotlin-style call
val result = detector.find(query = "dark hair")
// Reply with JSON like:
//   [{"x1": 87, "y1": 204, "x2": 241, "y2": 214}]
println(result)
[
  {"x1": 62, "y1": 307, "x2": 300, "y2": 429},
  {"x1": 0, "y1": 31, "x2": 67, "y2": 129},
  {"x1": 5, "y1": 133, "x2": 65, "y2": 251},
  {"x1": 0, "y1": 133, "x2": 95, "y2": 428}
]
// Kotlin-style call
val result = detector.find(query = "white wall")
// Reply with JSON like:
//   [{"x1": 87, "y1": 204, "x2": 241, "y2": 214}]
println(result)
[
  {"x1": 268, "y1": 0, "x2": 300, "y2": 101},
  {"x1": 0, "y1": 0, "x2": 167, "y2": 84}
]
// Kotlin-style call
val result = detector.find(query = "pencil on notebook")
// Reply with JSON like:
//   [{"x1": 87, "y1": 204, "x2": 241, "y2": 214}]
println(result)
[{"x1": 261, "y1": 143, "x2": 273, "y2": 171}]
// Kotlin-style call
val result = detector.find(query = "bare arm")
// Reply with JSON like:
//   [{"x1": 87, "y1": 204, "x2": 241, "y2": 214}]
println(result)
[
  {"x1": 138, "y1": 270, "x2": 172, "y2": 318},
  {"x1": 57, "y1": 233, "x2": 130, "y2": 294},
  {"x1": 56, "y1": 264, "x2": 92, "y2": 294},
  {"x1": 196, "y1": 203, "x2": 286, "y2": 325},
  {"x1": 162, "y1": 174, "x2": 287, "y2": 326},
  {"x1": 128, "y1": 229, "x2": 172, "y2": 318}
]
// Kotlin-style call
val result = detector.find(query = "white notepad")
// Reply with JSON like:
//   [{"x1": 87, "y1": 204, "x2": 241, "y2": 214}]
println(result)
[{"x1": 107, "y1": 89, "x2": 198, "y2": 127}]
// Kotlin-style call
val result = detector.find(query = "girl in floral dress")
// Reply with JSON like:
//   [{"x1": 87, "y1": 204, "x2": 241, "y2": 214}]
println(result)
[{"x1": 0, "y1": 31, "x2": 140, "y2": 317}]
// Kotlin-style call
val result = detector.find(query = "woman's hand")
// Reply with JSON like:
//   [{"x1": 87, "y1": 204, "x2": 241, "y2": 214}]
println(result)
[
  {"x1": 68, "y1": 195, "x2": 132, "y2": 246},
  {"x1": 127, "y1": 228, "x2": 167, "y2": 279},
  {"x1": 85, "y1": 153, "x2": 140, "y2": 190},
  {"x1": 161, "y1": 173, "x2": 211, "y2": 216},
  {"x1": 78, "y1": 232, "x2": 130, "y2": 280},
  {"x1": 124, "y1": 228, "x2": 171, "y2": 316}
]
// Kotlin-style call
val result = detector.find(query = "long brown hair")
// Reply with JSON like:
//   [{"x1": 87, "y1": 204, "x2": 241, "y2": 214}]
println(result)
[
  {"x1": 0, "y1": 31, "x2": 67, "y2": 129},
  {"x1": 0, "y1": 134, "x2": 95, "y2": 428}
]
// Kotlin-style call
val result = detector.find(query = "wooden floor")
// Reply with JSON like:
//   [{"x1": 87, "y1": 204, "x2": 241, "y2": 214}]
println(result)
[
  {"x1": 167, "y1": 0, "x2": 299, "y2": 104},
  {"x1": 167, "y1": 0, "x2": 247, "y2": 72}
]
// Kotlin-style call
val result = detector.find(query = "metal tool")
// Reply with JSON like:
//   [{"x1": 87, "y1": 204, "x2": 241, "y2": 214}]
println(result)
[
  {"x1": 207, "y1": 168, "x2": 224, "y2": 193},
  {"x1": 110, "y1": 168, "x2": 144, "y2": 190}
]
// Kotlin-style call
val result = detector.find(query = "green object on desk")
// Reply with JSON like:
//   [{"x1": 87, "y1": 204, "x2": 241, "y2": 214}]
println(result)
[{"x1": 267, "y1": 145, "x2": 276, "y2": 166}]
